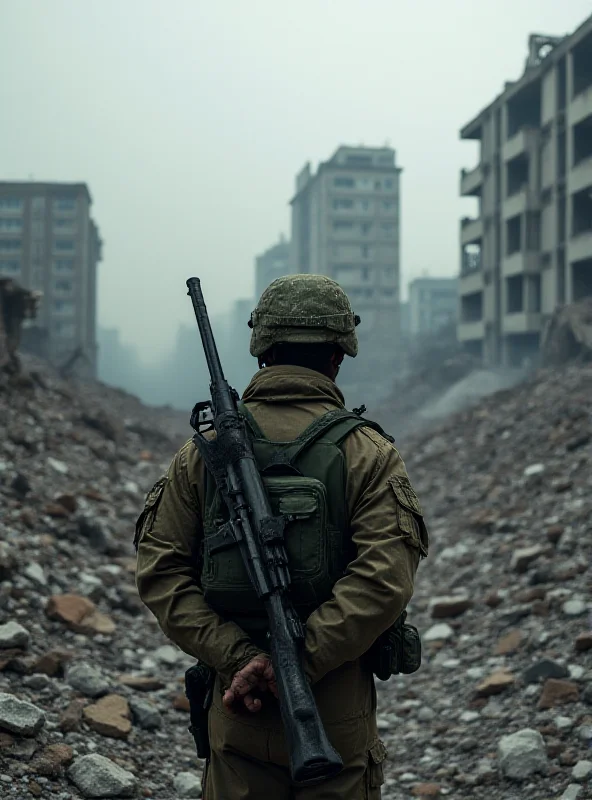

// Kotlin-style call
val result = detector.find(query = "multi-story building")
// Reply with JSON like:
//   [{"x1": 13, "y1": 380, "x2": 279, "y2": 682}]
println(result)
[
  {"x1": 408, "y1": 276, "x2": 458, "y2": 336},
  {"x1": 255, "y1": 235, "x2": 291, "y2": 299},
  {"x1": 0, "y1": 182, "x2": 102, "y2": 376},
  {"x1": 290, "y1": 146, "x2": 402, "y2": 391},
  {"x1": 459, "y1": 14, "x2": 592, "y2": 367}
]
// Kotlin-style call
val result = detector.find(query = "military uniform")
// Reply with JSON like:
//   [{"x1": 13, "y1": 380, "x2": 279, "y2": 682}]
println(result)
[{"x1": 135, "y1": 276, "x2": 428, "y2": 799}]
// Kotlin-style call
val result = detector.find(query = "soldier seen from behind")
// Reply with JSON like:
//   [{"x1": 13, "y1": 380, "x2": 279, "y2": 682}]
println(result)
[{"x1": 135, "y1": 274, "x2": 429, "y2": 799}]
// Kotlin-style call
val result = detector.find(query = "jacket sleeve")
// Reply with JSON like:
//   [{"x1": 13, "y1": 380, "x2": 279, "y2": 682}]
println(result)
[
  {"x1": 303, "y1": 427, "x2": 428, "y2": 685},
  {"x1": 135, "y1": 441, "x2": 262, "y2": 688}
]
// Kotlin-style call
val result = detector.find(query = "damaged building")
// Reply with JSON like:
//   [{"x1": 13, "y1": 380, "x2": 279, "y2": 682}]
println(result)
[
  {"x1": 0, "y1": 278, "x2": 40, "y2": 372},
  {"x1": 0, "y1": 182, "x2": 102, "y2": 377},
  {"x1": 458, "y1": 13, "x2": 592, "y2": 367}
]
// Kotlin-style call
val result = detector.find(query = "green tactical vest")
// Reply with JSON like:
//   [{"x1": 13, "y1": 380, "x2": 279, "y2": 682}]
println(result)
[{"x1": 200, "y1": 405, "x2": 392, "y2": 648}]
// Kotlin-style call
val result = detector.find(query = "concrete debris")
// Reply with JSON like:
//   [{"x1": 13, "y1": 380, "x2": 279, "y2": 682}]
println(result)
[
  {"x1": 0, "y1": 278, "x2": 39, "y2": 373},
  {"x1": 497, "y1": 728, "x2": 548, "y2": 779},
  {"x1": 0, "y1": 352, "x2": 590, "y2": 798},
  {"x1": 542, "y1": 297, "x2": 592, "y2": 366}
]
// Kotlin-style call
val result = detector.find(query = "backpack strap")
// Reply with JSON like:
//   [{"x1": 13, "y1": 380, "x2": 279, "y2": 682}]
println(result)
[
  {"x1": 237, "y1": 401, "x2": 266, "y2": 439},
  {"x1": 263, "y1": 410, "x2": 391, "y2": 471}
]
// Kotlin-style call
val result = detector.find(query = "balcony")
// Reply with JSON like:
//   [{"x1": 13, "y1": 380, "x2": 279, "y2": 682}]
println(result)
[
  {"x1": 569, "y1": 157, "x2": 592, "y2": 195},
  {"x1": 569, "y1": 85, "x2": 592, "y2": 127},
  {"x1": 569, "y1": 231, "x2": 592, "y2": 263},
  {"x1": 502, "y1": 186, "x2": 539, "y2": 220},
  {"x1": 460, "y1": 216, "x2": 483, "y2": 245},
  {"x1": 502, "y1": 312, "x2": 542, "y2": 334},
  {"x1": 460, "y1": 165, "x2": 484, "y2": 197},
  {"x1": 458, "y1": 320, "x2": 485, "y2": 341},
  {"x1": 503, "y1": 127, "x2": 539, "y2": 162},
  {"x1": 459, "y1": 268, "x2": 483, "y2": 295},
  {"x1": 502, "y1": 251, "x2": 540, "y2": 277}
]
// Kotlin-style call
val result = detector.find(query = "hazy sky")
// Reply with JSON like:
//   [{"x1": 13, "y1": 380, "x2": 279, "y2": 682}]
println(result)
[{"x1": 2, "y1": 1, "x2": 591, "y2": 361}]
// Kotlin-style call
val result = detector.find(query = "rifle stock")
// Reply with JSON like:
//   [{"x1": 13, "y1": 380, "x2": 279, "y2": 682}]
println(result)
[{"x1": 186, "y1": 277, "x2": 343, "y2": 786}]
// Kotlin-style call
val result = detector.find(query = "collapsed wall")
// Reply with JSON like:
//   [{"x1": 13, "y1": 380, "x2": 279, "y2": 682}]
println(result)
[{"x1": 0, "y1": 278, "x2": 40, "y2": 372}]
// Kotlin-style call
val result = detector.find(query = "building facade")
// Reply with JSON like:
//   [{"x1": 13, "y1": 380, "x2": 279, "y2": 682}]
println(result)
[
  {"x1": 0, "y1": 182, "x2": 102, "y2": 376},
  {"x1": 290, "y1": 146, "x2": 401, "y2": 363},
  {"x1": 255, "y1": 235, "x2": 291, "y2": 300},
  {"x1": 459, "y1": 14, "x2": 592, "y2": 366},
  {"x1": 409, "y1": 276, "x2": 458, "y2": 336}
]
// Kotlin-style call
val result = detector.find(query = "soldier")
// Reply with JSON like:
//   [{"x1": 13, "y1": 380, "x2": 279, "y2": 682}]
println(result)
[{"x1": 135, "y1": 274, "x2": 428, "y2": 799}]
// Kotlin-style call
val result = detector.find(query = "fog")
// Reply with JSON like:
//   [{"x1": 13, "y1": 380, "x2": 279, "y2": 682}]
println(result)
[{"x1": 2, "y1": 0, "x2": 591, "y2": 409}]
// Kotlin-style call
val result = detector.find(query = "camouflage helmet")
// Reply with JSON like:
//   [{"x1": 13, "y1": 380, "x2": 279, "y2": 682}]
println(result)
[{"x1": 248, "y1": 274, "x2": 360, "y2": 358}]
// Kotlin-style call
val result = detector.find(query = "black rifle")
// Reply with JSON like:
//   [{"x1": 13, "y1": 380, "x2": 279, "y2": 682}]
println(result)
[{"x1": 186, "y1": 277, "x2": 343, "y2": 786}]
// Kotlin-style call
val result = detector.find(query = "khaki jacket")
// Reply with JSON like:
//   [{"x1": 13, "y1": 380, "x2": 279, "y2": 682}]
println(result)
[{"x1": 135, "y1": 366, "x2": 427, "y2": 693}]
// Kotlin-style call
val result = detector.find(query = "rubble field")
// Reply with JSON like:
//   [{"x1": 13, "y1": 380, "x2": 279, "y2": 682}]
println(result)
[{"x1": 0, "y1": 358, "x2": 590, "y2": 800}]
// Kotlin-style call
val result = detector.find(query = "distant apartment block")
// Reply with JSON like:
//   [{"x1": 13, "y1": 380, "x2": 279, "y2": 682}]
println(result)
[
  {"x1": 409, "y1": 276, "x2": 458, "y2": 336},
  {"x1": 290, "y1": 146, "x2": 401, "y2": 354},
  {"x1": 459, "y1": 13, "x2": 592, "y2": 366},
  {"x1": 255, "y1": 235, "x2": 291, "y2": 299},
  {"x1": 0, "y1": 182, "x2": 102, "y2": 376}
]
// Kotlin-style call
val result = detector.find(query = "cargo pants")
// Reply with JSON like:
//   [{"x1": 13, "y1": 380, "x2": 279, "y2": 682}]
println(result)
[{"x1": 202, "y1": 659, "x2": 387, "y2": 799}]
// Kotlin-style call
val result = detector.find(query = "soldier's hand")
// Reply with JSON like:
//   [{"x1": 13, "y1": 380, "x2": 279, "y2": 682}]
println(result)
[{"x1": 223, "y1": 655, "x2": 278, "y2": 713}]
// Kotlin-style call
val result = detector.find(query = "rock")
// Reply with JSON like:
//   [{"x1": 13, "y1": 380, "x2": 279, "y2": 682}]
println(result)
[
  {"x1": 523, "y1": 659, "x2": 569, "y2": 684},
  {"x1": 32, "y1": 649, "x2": 73, "y2": 677},
  {"x1": 0, "y1": 692, "x2": 45, "y2": 735},
  {"x1": 497, "y1": 728, "x2": 548, "y2": 780},
  {"x1": 23, "y1": 562, "x2": 47, "y2": 585},
  {"x1": 562, "y1": 785, "x2": 582, "y2": 800},
  {"x1": 55, "y1": 493, "x2": 78, "y2": 513},
  {"x1": 129, "y1": 698, "x2": 162, "y2": 730},
  {"x1": 77, "y1": 516, "x2": 114, "y2": 554},
  {"x1": 11, "y1": 472, "x2": 31, "y2": 495},
  {"x1": 476, "y1": 670, "x2": 515, "y2": 697},
  {"x1": 411, "y1": 784, "x2": 441, "y2": 797},
  {"x1": 172, "y1": 694, "x2": 190, "y2": 712},
  {"x1": 423, "y1": 623, "x2": 454, "y2": 643},
  {"x1": 47, "y1": 456, "x2": 69, "y2": 475},
  {"x1": 81, "y1": 410, "x2": 122, "y2": 442},
  {"x1": 575, "y1": 632, "x2": 592, "y2": 652},
  {"x1": 154, "y1": 644, "x2": 180, "y2": 665},
  {"x1": 68, "y1": 753, "x2": 137, "y2": 798},
  {"x1": 83, "y1": 694, "x2": 131, "y2": 739},
  {"x1": 563, "y1": 599, "x2": 587, "y2": 617},
  {"x1": 0, "y1": 542, "x2": 17, "y2": 581},
  {"x1": 67, "y1": 662, "x2": 110, "y2": 698},
  {"x1": 30, "y1": 743, "x2": 74, "y2": 776},
  {"x1": 173, "y1": 771, "x2": 202, "y2": 798},
  {"x1": 46, "y1": 594, "x2": 116, "y2": 636},
  {"x1": 511, "y1": 545, "x2": 545, "y2": 573},
  {"x1": 546, "y1": 524, "x2": 564, "y2": 543},
  {"x1": 117, "y1": 675, "x2": 165, "y2": 691},
  {"x1": 0, "y1": 621, "x2": 30, "y2": 650},
  {"x1": 59, "y1": 699, "x2": 86, "y2": 733},
  {"x1": 538, "y1": 679, "x2": 579, "y2": 710},
  {"x1": 523, "y1": 463, "x2": 545, "y2": 477},
  {"x1": 429, "y1": 595, "x2": 472, "y2": 619},
  {"x1": 572, "y1": 760, "x2": 592, "y2": 782},
  {"x1": 494, "y1": 629, "x2": 523, "y2": 655},
  {"x1": 23, "y1": 673, "x2": 52, "y2": 691}
]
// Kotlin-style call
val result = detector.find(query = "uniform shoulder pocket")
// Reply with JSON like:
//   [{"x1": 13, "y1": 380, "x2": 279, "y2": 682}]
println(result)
[
  {"x1": 134, "y1": 476, "x2": 167, "y2": 550},
  {"x1": 388, "y1": 475, "x2": 429, "y2": 558}
]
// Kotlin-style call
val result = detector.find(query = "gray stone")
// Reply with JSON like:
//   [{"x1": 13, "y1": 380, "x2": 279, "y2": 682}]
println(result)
[
  {"x1": 22, "y1": 674, "x2": 52, "y2": 691},
  {"x1": 423, "y1": 623, "x2": 454, "y2": 642},
  {"x1": 154, "y1": 645, "x2": 179, "y2": 665},
  {"x1": 562, "y1": 599, "x2": 587, "y2": 617},
  {"x1": 47, "y1": 457, "x2": 69, "y2": 475},
  {"x1": 562, "y1": 785, "x2": 582, "y2": 800},
  {"x1": 77, "y1": 516, "x2": 114, "y2": 554},
  {"x1": 23, "y1": 562, "x2": 47, "y2": 586},
  {"x1": 0, "y1": 692, "x2": 45, "y2": 736},
  {"x1": 0, "y1": 621, "x2": 30, "y2": 650},
  {"x1": 572, "y1": 760, "x2": 592, "y2": 782},
  {"x1": 129, "y1": 697, "x2": 162, "y2": 730},
  {"x1": 497, "y1": 728, "x2": 548, "y2": 780},
  {"x1": 67, "y1": 754, "x2": 137, "y2": 798},
  {"x1": 66, "y1": 662, "x2": 110, "y2": 698},
  {"x1": 173, "y1": 771, "x2": 202, "y2": 798},
  {"x1": 523, "y1": 659, "x2": 569, "y2": 684}
]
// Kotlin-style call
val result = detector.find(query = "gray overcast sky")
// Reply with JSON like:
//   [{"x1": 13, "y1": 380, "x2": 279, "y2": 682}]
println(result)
[{"x1": 2, "y1": 0, "x2": 591, "y2": 361}]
